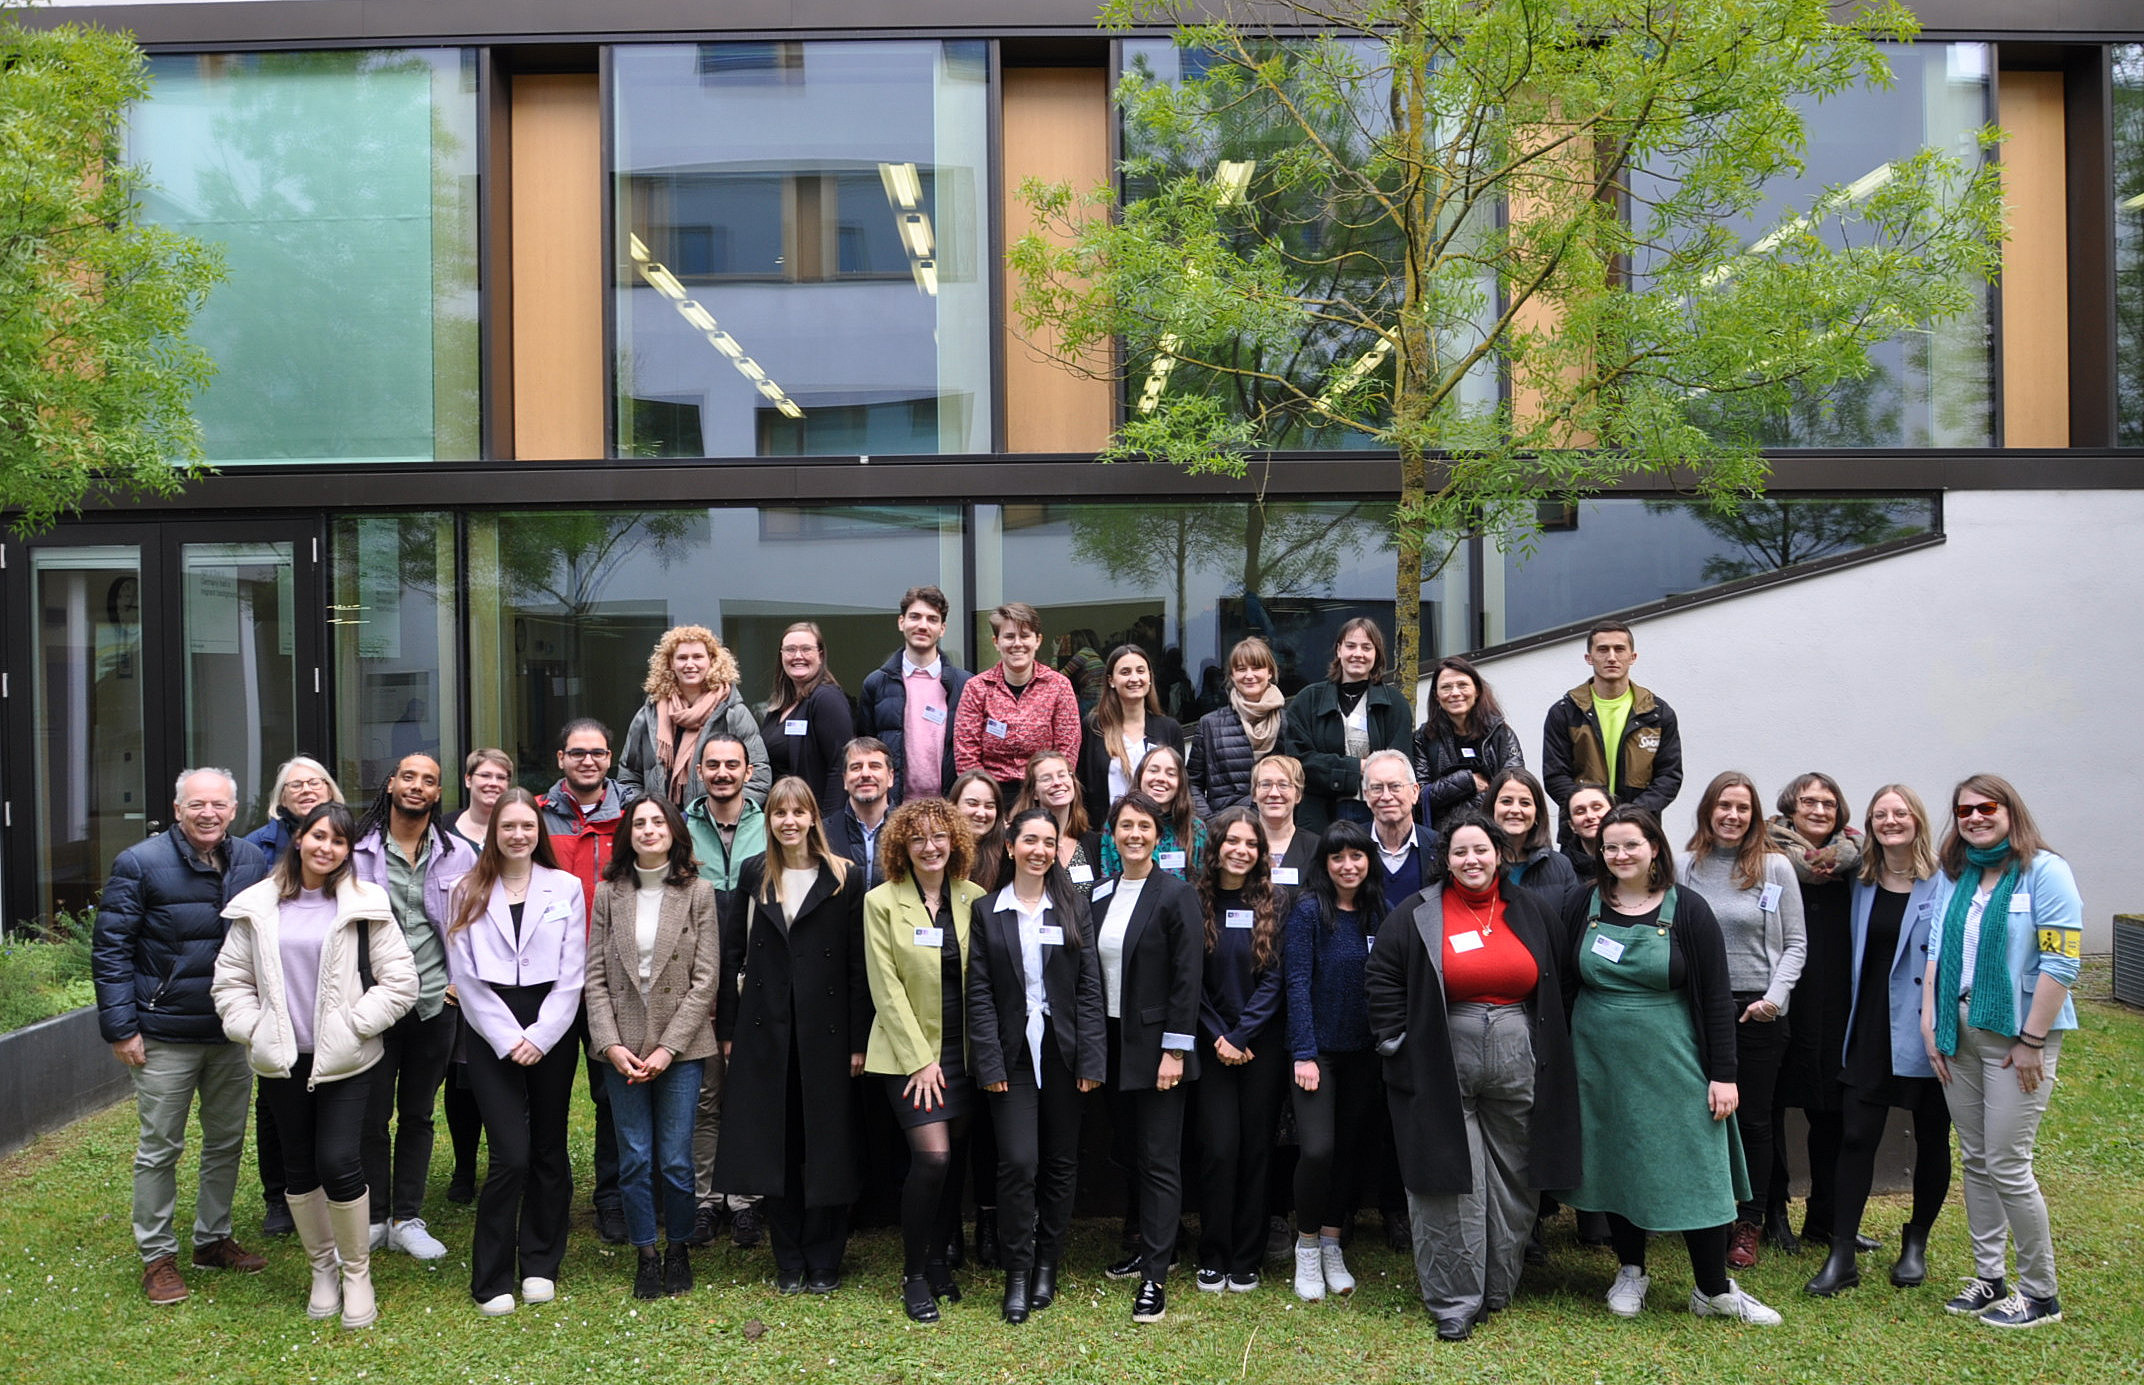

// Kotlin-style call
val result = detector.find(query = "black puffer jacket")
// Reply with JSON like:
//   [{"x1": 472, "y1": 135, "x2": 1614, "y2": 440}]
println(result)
[
  {"x1": 1411, "y1": 717, "x2": 1524, "y2": 825},
  {"x1": 855, "y1": 650, "x2": 971, "y2": 801},
  {"x1": 94, "y1": 828, "x2": 270, "y2": 1044},
  {"x1": 1187, "y1": 706, "x2": 1263, "y2": 818}
]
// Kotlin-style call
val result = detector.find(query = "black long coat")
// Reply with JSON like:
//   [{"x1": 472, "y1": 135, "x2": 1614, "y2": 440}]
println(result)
[
  {"x1": 1365, "y1": 881, "x2": 1581, "y2": 1198},
  {"x1": 714, "y1": 855, "x2": 870, "y2": 1205}
]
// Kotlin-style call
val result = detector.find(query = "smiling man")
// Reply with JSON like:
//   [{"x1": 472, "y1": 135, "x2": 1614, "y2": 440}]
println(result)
[
  {"x1": 1541, "y1": 621, "x2": 1683, "y2": 845},
  {"x1": 857, "y1": 585, "x2": 971, "y2": 804}
]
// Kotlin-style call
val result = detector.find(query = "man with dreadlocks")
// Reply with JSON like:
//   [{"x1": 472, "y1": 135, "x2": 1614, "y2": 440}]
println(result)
[{"x1": 351, "y1": 755, "x2": 478, "y2": 1261}]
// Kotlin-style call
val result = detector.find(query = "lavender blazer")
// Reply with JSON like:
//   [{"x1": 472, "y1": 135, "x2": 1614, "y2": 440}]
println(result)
[{"x1": 445, "y1": 864, "x2": 586, "y2": 1058}]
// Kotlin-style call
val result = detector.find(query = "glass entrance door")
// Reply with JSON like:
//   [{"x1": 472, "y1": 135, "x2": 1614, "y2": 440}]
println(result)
[{"x1": 3, "y1": 521, "x2": 324, "y2": 928}]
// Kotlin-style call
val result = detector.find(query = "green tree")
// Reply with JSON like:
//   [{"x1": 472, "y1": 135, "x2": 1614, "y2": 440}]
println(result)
[
  {"x1": 1645, "y1": 494, "x2": 1927, "y2": 583},
  {"x1": 0, "y1": 13, "x2": 222, "y2": 532},
  {"x1": 1011, "y1": 0, "x2": 2004, "y2": 675}
]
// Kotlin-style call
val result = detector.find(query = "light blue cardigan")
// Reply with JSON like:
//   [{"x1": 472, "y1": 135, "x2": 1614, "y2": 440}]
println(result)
[
  {"x1": 1933, "y1": 852, "x2": 2084, "y2": 1042},
  {"x1": 1846, "y1": 874, "x2": 1949, "y2": 1078}
]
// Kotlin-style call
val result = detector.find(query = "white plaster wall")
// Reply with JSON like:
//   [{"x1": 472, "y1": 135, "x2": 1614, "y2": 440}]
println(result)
[{"x1": 1454, "y1": 490, "x2": 2144, "y2": 949}]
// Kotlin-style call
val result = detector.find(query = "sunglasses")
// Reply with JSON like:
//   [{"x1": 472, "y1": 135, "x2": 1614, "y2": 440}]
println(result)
[{"x1": 1953, "y1": 801, "x2": 2002, "y2": 820}]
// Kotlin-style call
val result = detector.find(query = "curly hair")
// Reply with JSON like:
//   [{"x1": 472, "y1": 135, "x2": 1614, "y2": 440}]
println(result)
[
  {"x1": 643, "y1": 624, "x2": 741, "y2": 701},
  {"x1": 878, "y1": 796, "x2": 976, "y2": 885}
]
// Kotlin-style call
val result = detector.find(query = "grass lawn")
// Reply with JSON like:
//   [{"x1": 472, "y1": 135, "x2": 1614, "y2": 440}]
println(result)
[{"x1": 4, "y1": 964, "x2": 2139, "y2": 1385}]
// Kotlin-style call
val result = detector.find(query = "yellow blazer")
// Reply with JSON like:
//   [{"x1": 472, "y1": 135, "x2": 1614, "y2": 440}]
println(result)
[{"x1": 863, "y1": 876, "x2": 986, "y2": 1077}]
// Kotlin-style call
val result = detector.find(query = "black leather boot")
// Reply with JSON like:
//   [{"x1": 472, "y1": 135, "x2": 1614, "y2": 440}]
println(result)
[
  {"x1": 1029, "y1": 1261, "x2": 1059, "y2": 1310},
  {"x1": 1890, "y1": 1223, "x2": 1929, "y2": 1287},
  {"x1": 1803, "y1": 1241, "x2": 1861, "y2": 1297},
  {"x1": 1001, "y1": 1269, "x2": 1031, "y2": 1324},
  {"x1": 1764, "y1": 1205, "x2": 1802, "y2": 1254}
]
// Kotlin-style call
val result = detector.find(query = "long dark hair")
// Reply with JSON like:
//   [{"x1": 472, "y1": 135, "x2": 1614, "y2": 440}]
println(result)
[
  {"x1": 1307, "y1": 819, "x2": 1383, "y2": 930},
  {"x1": 764, "y1": 620, "x2": 841, "y2": 714},
  {"x1": 1003, "y1": 806, "x2": 1084, "y2": 946},
  {"x1": 1011, "y1": 749, "x2": 1089, "y2": 840},
  {"x1": 1686, "y1": 770, "x2": 1772, "y2": 891},
  {"x1": 1324, "y1": 616, "x2": 1389, "y2": 685},
  {"x1": 1429, "y1": 811, "x2": 1500, "y2": 889},
  {"x1": 1198, "y1": 806, "x2": 1280, "y2": 970},
  {"x1": 354, "y1": 756, "x2": 454, "y2": 856},
  {"x1": 603, "y1": 794, "x2": 698, "y2": 886},
  {"x1": 1485, "y1": 767, "x2": 1553, "y2": 861},
  {"x1": 449, "y1": 788, "x2": 559, "y2": 937},
  {"x1": 1424, "y1": 656, "x2": 1504, "y2": 740},
  {"x1": 1128, "y1": 743, "x2": 1196, "y2": 850},
  {"x1": 950, "y1": 770, "x2": 1006, "y2": 892},
  {"x1": 1092, "y1": 644, "x2": 1162, "y2": 787},
  {"x1": 1936, "y1": 772, "x2": 2051, "y2": 877},
  {"x1": 274, "y1": 802, "x2": 359, "y2": 900}
]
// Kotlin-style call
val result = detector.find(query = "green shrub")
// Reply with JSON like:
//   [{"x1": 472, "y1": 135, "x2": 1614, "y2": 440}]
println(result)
[{"x1": 0, "y1": 909, "x2": 98, "y2": 1032}]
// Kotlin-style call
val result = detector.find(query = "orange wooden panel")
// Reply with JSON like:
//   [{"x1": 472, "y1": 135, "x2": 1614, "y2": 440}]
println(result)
[
  {"x1": 1002, "y1": 68, "x2": 1113, "y2": 454},
  {"x1": 511, "y1": 74, "x2": 605, "y2": 461},
  {"x1": 2000, "y1": 70, "x2": 2069, "y2": 449}
]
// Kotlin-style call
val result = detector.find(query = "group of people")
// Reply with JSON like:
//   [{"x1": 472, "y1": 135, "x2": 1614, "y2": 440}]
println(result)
[{"x1": 91, "y1": 593, "x2": 2083, "y2": 1337}]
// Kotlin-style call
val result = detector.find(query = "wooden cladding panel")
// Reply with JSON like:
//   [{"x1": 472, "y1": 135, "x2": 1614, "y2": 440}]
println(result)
[
  {"x1": 510, "y1": 73, "x2": 605, "y2": 460},
  {"x1": 2000, "y1": 69, "x2": 2069, "y2": 449}
]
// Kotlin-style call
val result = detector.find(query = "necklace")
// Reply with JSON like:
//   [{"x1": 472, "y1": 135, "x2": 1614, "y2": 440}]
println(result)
[
  {"x1": 501, "y1": 874, "x2": 531, "y2": 901},
  {"x1": 1455, "y1": 887, "x2": 1496, "y2": 935}
]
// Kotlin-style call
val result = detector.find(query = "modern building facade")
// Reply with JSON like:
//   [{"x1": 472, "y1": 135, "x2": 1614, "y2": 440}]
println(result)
[{"x1": 7, "y1": 0, "x2": 2141, "y2": 940}]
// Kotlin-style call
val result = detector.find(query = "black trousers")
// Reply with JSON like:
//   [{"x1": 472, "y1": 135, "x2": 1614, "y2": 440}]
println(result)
[
  {"x1": 1608, "y1": 1213, "x2": 1731, "y2": 1298},
  {"x1": 361, "y1": 1005, "x2": 456, "y2": 1222},
  {"x1": 1291, "y1": 1048, "x2": 1380, "y2": 1232},
  {"x1": 256, "y1": 1078, "x2": 286, "y2": 1201},
  {"x1": 580, "y1": 1009, "x2": 621, "y2": 1213},
  {"x1": 1771, "y1": 1103, "x2": 1844, "y2": 1235},
  {"x1": 988, "y1": 1033, "x2": 1084, "y2": 1274},
  {"x1": 1729, "y1": 999, "x2": 1789, "y2": 1223},
  {"x1": 1832, "y1": 1078, "x2": 1952, "y2": 1240},
  {"x1": 465, "y1": 985, "x2": 578, "y2": 1301},
  {"x1": 764, "y1": 1034, "x2": 850, "y2": 1276},
  {"x1": 1105, "y1": 1021, "x2": 1188, "y2": 1281},
  {"x1": 1196, "y1": 1040, "x2": 1286, "y2": 1277},
  {"x1": 257, "y1": 1056, "x2": 373, "y2": 1203}
]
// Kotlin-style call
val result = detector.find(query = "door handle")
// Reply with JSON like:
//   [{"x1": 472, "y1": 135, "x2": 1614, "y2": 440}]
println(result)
[{"x1": 144, "y1": 819, "x2": 164, "y2": 836}]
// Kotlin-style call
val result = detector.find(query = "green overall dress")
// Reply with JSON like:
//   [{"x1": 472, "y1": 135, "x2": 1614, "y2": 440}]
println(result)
[{"x1": 1565, "y1": 888, "x2": 1750, "y2": 1231}]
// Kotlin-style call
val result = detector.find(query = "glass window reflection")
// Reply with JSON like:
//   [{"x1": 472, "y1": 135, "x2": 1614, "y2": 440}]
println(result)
[{"x1": 613, "y1": 42, "x2": 992, "y2": 459}]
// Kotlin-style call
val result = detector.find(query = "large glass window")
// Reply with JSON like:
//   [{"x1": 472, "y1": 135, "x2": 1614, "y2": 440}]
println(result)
[
  {"x1": 331, "y1": 513, "x2": 461, "y2": 799},
  {"x1": 131, "y1": 51, "x2": 480, "y2": 465},
  {"x1": 613, "y1": 42, "x2": 992, "y2": 458},
  {"x1": 1116, "y1": 40, "x2": 1499, "y2": 450},
  {"x1": 1489, "y1": 496, "x2": 1940, "y2": 644},
  {"x1": 1644, "y1": 44, "x2": 1993, "y2": 448},
  {"x1": 2117, "y1": 45, "x2": 2144, "y2": 447},
  {"x1": 466, "y1": 506, "x2": 962, "y2": 786},
  {"x1": 975, "y1": 501, "x2": 1468, "y2": 710}
]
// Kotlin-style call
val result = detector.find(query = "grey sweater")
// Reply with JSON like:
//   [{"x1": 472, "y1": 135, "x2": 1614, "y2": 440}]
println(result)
[{"x1": 1678, "y1": 848, "x2": 1807, "y2": 1010}]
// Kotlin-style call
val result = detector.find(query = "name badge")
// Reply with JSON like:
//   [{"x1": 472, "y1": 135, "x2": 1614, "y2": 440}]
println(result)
[
  {"x1": 1448, "y1": 930, "x2": 1484, "y2": 954},
  {"x1": 1037, "y1": 925, "x2": 1065, "y2": 946},
  {"x1": 1158, "y1": 850, "x2": 1187, "y2": 871},
  {"x1": 913, "y1": 926, "x2": 944, "y2": 948},
  {"x1": 784, "y1": 719, "x2": 809, "y2": 736},
  {"x1": 1068, "y1": 864, "x2": 1095, "y2": 884},
  {"x1": 1225, "y1": 909, "x2": 1254, "y2": 930},
  {"x1": 1590, "y1": 933, "x2": 1626, "y2": 963},
  {"x1": 1272, "y1": 867, "x2": 1300, "y2": 886},
  {"x1": 1757, "y1": 882, "x2": 1782, "y2": 912},
  {"x1": 1091, "y1": 879, "x2": 1116, "y2": 901},
  {"x1": 922, "y1": 705, "x2": 947, "y2": 725},
  {"x1": 1460, "y1": 747, "x2": 1476, "y2": 759},
  {"x1": 986, "y1": 718, "x2": 1010, "y2": 739},
  {"x1": 2008, "y1": 894, "x2": 2032, "y2": 912},
  {"x1": 1368, "y1": 935, "x2": 1379, "y2": 953}
]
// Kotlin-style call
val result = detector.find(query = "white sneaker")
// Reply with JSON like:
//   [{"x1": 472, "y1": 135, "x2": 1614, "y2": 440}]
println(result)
[
  {"x1": 1292, "y1": 1241, "x2": 1325, "y2": 1302},
  {"x1": 520, "y1": 1276, "x2": 555, "y2": 1303},
  {"x1": 477, "y1": 1293, "x2": 515, "y2": 1316},
  {"x1": 1319, "y1": 1241, "x2": 1356, "y2": 1296},
  {"x1": 1605, "y1": 1265, "x2": 1651, "y2": 1317},
  {"x1": 388, "y1": 1217, "x2": 447, "y2": 1260},
  {"x1": 1691, "y1": 1279, "x2": 1782, "y2": 1326},
  {"x1": 368, "y1": 1222, "x2": 388, "y2": 1251}
]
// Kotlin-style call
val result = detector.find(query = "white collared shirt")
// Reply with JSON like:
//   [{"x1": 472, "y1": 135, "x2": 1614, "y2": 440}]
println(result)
[{"x1": 995, "y1": 883, "x2": 1055, "y2": 1082}]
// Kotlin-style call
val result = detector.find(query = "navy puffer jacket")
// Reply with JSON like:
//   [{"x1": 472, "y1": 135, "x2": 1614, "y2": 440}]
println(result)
[
  {"x1": 94, "y1": 828, "x2": 269, "y2": 1043},
  {"x1": 855, "y1": 650, "x2": 971, "y2": 801}
]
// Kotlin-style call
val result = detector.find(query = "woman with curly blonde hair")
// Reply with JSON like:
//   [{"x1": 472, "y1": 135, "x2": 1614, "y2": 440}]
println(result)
[
  {"x1": 619, "y1": 624, "x2": 769, "y2": 808},
  {"x1": 864, "y1": 796, "x2": 987, "y2": 1320}
]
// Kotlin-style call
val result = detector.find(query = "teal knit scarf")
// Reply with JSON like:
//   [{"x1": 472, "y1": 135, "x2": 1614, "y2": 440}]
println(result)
[{"x1": 1933, "y1": 841, "x2": 2022, "y2": 1055}]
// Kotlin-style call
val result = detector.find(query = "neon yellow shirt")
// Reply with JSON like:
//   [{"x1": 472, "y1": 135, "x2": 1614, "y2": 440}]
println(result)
[{"x1": 1594, "y1": 688, "x2": 1633, "y2": 795}]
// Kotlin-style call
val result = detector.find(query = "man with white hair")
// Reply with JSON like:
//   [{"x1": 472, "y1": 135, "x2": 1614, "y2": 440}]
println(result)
[
  {"x1": 1361, "y1": 749, "x2": 1435, "y2": 911},
  {"x1": 93, "y1": 767, "x2": 272, "y2": 1305}
]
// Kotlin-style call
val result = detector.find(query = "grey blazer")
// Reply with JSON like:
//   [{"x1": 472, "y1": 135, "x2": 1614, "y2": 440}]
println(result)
[{"x1": 585, "y1": 873, "x2": 722, "y2": 1063}]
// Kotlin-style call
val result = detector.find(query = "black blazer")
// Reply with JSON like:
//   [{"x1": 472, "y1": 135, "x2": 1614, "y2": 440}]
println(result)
[
  {"x1": 966, "y1": 889, "x2": 1107, "y2": 1090},
  {"x1": 713, "y1": 855, "x2": 870, "y2": 1205},
  {"x1": 1076, "y1": 712, "x2": 1185, "y2": 822},
  {"x1": 1087, "y1": 868, "x2": 1205, "y2": 1090}
]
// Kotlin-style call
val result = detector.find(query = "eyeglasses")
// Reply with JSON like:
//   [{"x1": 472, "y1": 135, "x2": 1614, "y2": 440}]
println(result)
[
  {"x1": 285, "y1": 777, "x2": 328, "y2": 792},
  {"x1": 561, "y1": 748, "x2": 611, "y2": 761},
  {"x1": 1954, "y1": 801, "x2": 2002, "y2": 820},
  {"x1": 1795, "y1": 796, "x2": 1837, "y2": 811},
  {"x1": 1364, "y1": 782, "x2": 1413, "y2": 799}
]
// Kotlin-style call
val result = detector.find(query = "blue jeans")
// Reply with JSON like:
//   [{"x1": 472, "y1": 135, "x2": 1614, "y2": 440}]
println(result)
[{"x1": 609, "y1": 1057, "x2": 705, "y2": 1247}]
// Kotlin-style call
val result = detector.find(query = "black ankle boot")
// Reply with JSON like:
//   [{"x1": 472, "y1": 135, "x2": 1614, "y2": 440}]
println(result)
[
  {"x1": 902, "y1": 1273, "x2": 940, "y2": 1323},
  {"x1": 926, "y1": 1258, "x2": 962, "y2": 1304},
  {"x1": 975, "y1": 1207, "x2": 1001, "y2": 1269},
  {"x1": 1029, "y1": 1261, "x2": 1059, "y2": 1310},
  {"x1": 1803, "y1": 1242, "x2": 1860, "y2": 1297},
  {"x1": 1764, "y1": 1205, "x2": 1801, "y2": 1254},
  {"x1": 1001, "y1": 1270, "x2": 1031, "y2": 1324},
  {"x1": 1890, "y1": 1223, "x2": 1929, "y2": 1287}
]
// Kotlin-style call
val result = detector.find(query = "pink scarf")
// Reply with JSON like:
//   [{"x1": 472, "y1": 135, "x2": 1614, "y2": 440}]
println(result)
[{"x1": 654, "y1": 690, "x2": 721, "y2": 803}]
